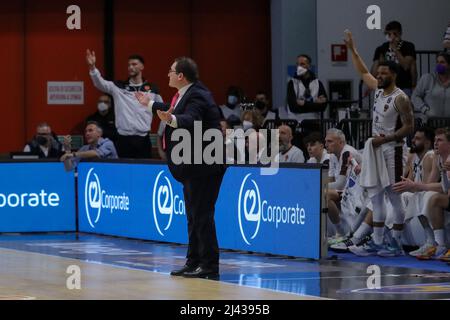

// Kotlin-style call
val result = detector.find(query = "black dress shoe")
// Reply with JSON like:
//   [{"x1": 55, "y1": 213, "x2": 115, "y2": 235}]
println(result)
[
  {"x1": 182, "y1": 266, "x2": 219, "y2": 279},
  {"x1": 170, "y1": 265, "x2": 197, "y2": 276}
]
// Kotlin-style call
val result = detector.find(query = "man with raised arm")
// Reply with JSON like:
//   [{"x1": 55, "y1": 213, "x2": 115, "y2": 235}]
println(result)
[{"x1": 344, "y1": 30, "x2": 414, "y2": 257}]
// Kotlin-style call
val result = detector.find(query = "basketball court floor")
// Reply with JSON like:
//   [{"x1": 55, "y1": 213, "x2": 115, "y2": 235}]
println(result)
[{"x1": 0, "y1": 233, "x2": 448, "y2": 300}]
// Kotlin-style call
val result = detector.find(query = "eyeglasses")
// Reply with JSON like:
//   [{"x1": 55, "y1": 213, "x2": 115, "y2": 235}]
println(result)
[{"x1": 168, "y1": 69, "x2": 178, "y2": 74}]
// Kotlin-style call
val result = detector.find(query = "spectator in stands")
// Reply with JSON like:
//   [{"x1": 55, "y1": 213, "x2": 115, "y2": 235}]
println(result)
[
  {"x1": 254, "y1": 91, "x2": 277, "y2": 124},
  {"x1": 325, "y1": 128, "x2": 362, "y2": 244},
  {"x1": 304, "y1": 132, "x2": 329, "y2": 164},
  {"x1": 278, "y1": 125, "x2": 305, "y2": 163},
  {"x1": 241, "y1": 109, "x2": 264, "y2": 132},
  {"x1": 412, "y1": 52, "x2": 450, "y2": 118},
  {"x1": 287, "y1": 54, "x2": 328, "y2": 123},
  {"x1": 220, "y1": 86, "x2": 245, "y2": 120},
  {"x1": 443, "y1": 22, "x2": 450, "y2": 53},
  {"x1": 61, "y1": 121, "x2": 118, "y2": 171},
  {"x1": 371, "y1": 21, "x2": 417, "y2": 96},
  {"x1": 24, "y1": 122, "x2": 64, "y2": 159},
  {"x1": 220, "y1": 116, "x2": 244, "y2": 165},
  {"x1": 86, "y1": 95, "x2": 118, "y2": 143}
]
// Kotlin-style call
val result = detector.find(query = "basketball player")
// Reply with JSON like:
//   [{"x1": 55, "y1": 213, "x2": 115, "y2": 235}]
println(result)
[{"x1": 344, "y1": 30, "x2": 414, "y2": 257}]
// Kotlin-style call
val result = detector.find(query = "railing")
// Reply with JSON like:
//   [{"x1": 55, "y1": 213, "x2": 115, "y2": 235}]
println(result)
[
  {"x1": 358, "y1": 50, "x2": 441, "y2": 110},
  {"x1": 268, "y1": 116, "x2": 450, "y2": 151}
]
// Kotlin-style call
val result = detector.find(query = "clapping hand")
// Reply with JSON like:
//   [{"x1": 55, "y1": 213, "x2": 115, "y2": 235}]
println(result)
[
  {"x1": 135, "y1": 92, "x2": 151, "y2": 107},
  {"x1": 157, "y1": 110, "x2": 173, "y2": 123}
]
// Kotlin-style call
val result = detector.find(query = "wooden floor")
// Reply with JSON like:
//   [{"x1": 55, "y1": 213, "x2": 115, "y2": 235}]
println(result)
[{"x1": 0, "y1": 248, "x2": 323, "y2": 300}]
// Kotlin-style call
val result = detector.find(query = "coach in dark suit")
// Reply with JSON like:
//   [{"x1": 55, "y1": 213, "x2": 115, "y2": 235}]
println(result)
[{"x1": 136, "y1": 57, "x2": 225, "y2": 279}]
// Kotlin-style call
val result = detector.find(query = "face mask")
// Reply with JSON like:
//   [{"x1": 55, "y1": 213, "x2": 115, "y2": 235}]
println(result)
[
  {"x1": 242, "y1": 120, "x2": 254, "y2": 131},
  {"x1": 98, "y1": 102, "x2": 109, "y2": 112},
  {"x1": 36, "y1": 136, "x2": 48, "y2": 146},
  {"x1": 227, "y1": 95, "x2": 239, "y2": 106},
  {"x1": 436, "y1": 64, "x2": 448, "y2": 75},
  {"x1": 297, "y1": 66, "x2": 307, "y2": 77},
  {"x1": 255, "y1": 100, "x2": 266, "y2": 110},
  {"x1": 385, "y1": 34, "x2": 392, "y2": 42}
]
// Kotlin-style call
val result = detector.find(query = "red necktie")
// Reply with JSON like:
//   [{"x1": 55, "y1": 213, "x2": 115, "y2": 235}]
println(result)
[{"x1": 163, "y1": 92, "x2": 180, "y2": 151}]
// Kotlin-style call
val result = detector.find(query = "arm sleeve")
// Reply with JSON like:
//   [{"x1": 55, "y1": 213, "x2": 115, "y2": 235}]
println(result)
[
  {"x1": 318, "y1": 80, "x2": 328, "y2": 99},
  {"x1": 329, "y1": 175, "x2": 347, "y2": 191},
  {"x1": 96, "y1": 141, "x2": 115, "y2": 158},
  {"x1": 174, "y1": 95, "x2": 205, "y2": 129},
  {"x1": 411, "y1": 74, "x2": 429, "y2": 112},
  {"x1": 89, "y1": 68, "x2": 116, "y2": 95},
  {"x1": 151, "y1": 101, "x2": 171, "y2": 113}
]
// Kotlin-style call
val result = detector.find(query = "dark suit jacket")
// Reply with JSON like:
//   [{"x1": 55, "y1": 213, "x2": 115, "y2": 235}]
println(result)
[{"x1": 153, "y1": 81, "x2": 225, "y2": 182}]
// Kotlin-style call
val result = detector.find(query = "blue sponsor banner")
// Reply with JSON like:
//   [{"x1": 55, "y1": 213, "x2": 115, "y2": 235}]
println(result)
[
  {"x1": 217, "y1": 167, "x2": 321, "y2": 259},
  {"x1": 78, "y1": 163, "x2": 187, "y2": 243},
  {"x1": 78, "y1": 163, "x2": 322, "y2": 259},
  {"x1": 0, "y1": 162, "x2": 75, "y2": 232}
]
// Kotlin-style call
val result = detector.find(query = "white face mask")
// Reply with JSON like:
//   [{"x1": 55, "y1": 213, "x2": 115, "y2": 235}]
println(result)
[
  {"x1": 98, "y1": 102, "x2": 109, "y2": 112},
  {"x1": 297, "y1": 66, "x2": 307, "y2": 77},
  {"x1": 242, "y1": 120, "x2": 254, "y2": 131},
  {"x1": 385, "y1": 34, "x2": 393, "y2": 42}
]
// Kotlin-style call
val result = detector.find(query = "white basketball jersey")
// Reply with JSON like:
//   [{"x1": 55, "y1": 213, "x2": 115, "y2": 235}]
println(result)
[
  {"x1": 438, "y1": 156, "x2": 450, "y2": 193},
  {"x1": 412, "y1": 150, "x2": 434, "y2": 183},
  {"x1": 372, "y1": 88, "x2": 405, "y2": 140}
]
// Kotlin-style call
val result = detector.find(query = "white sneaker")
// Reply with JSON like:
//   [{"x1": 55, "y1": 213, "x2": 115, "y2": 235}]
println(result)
[
  {"x1": 409, "y1": 243, "x2": 437, "y2": 257},
  {"x1": 328, "y1": 235, "x2": 347, "y2": 246},
  {"x1": 349, "y1": 240, "x2": 384, "y2": 257}
]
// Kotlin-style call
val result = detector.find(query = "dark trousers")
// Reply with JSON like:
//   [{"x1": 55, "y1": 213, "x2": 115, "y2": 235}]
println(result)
[
  {"x1": 182, "y1": 172, "x2": 224, "y2": 271},
  {"x1": 116, "y1": 134, "x2": 152, "y2": 159}
]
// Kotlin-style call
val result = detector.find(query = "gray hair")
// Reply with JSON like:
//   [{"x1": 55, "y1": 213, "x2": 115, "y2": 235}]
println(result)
[
  {"x1": 326, "y1": 128, "x2": 346, "y2": 144},
  {"x1": 86, "y1": 121, "x2": 103, "y2": 136}
]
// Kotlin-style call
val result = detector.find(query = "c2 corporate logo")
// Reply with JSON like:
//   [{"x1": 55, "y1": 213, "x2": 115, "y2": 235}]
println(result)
[
  {"x1": 238, "y1": 174, "x2": 307, "y2": 245},
  {"x1": 152, "y1": 171, "x2": 185, "y2": 236},
  {"x1": 0, "y1": 190, "x2": 60, "y2": 208},
  {"x1": 84, "y1": 168, "x2": 130, "y2": 228}
]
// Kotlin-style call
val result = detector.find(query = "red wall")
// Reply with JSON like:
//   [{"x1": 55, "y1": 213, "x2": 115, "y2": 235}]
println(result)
[
  {"x1": 191, "y1": 0, "x2": 271, "y2": 105},
  {"x1": 24, "y1": 0, "x2": 104, "y2": 139},
  {"x1": 0, "y1": 2, "x2": 25, "y2": 153},
  {"x1": 0, "y1": 0, "x2": 270, "y2": 154}
]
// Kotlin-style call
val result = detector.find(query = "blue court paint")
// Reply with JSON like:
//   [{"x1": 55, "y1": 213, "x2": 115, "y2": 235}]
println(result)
[{"x1": 0, "y1": 233, "x2": 448, "y2": 300}]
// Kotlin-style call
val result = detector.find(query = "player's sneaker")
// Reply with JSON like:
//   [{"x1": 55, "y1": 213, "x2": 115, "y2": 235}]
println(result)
[
  {"x1": 328, "y1": 235, "x2": 347, "y2": 246},
  {"x1": 377, "y1": 239, "x2": 405, "y2": 257},
  {"x1": 416, "y1": 245, "x2": 447, "y2": 260},
  {"x1": 330, "y1": 237, "x2": 356, "y2": 252},
  {"x1": 438, "y1": 249, "x2": 450, "y2": 262},
  {"x1": 349, "y1": 240, "x2": 384, "y2": 257},
  {"x1": 330, "y1": 235, "x2": 371, "y2": 252},
  {"x1": 409, "y1": 243, "x2": 437, "y2": 257}
]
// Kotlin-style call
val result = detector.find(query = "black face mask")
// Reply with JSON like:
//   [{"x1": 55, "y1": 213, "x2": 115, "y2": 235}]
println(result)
[
  {"x1": 255, "y1": 100, "x2": 267, "y2": 110},
  {"x1": 36, "y1": 136, "x2": 48, "y2": 146}
]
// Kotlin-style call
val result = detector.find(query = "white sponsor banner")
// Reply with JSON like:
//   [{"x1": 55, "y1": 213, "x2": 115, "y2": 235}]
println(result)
[{"x1": 47, "y1": 81, "x2": 84, "y2": 105}]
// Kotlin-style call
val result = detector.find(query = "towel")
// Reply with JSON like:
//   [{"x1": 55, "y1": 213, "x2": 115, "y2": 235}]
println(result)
[{"x1": 360, "y1": 138, "x2": 391, "y2": 198}]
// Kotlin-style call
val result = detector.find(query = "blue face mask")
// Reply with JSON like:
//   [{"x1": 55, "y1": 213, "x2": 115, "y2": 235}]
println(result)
[
  {"x1": 227, "y1": 95, "x2": 239, "y2": 106},
  {"x1": 436, "y1": 64, "x2": 448, "y2": 75}
]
